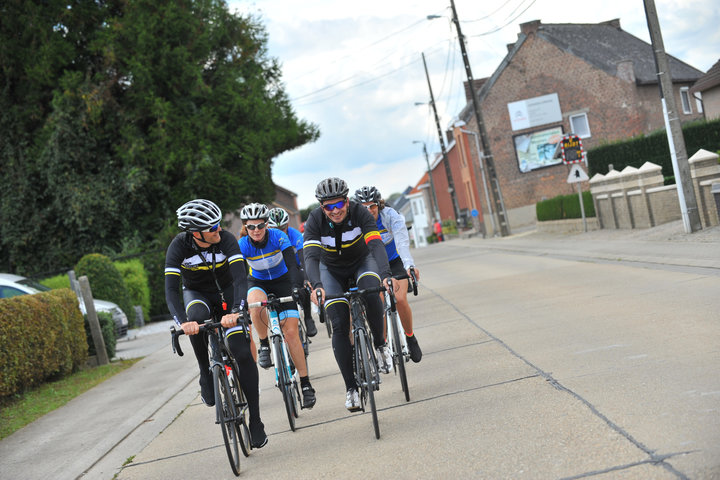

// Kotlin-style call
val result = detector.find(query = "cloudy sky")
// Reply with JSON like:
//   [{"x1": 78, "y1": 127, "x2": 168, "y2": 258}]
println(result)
[{"x1": 229, "y1": 0, "x2": 720, "y2": 209}]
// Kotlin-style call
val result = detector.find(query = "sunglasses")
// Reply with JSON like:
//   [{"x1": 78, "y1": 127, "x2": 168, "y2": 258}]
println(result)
[
  {"x1": 322, "y1": 199, "x2": 347, "y2": 212},
  {"x1": 364, "y1": 203, "x2": 378, "y2": 210},
  {"x1": 202, "y1": 223, "x2": 220, "y2": 233},
  {"x1": 246, "y1": 222, "x2": 267, "y2": 231}
]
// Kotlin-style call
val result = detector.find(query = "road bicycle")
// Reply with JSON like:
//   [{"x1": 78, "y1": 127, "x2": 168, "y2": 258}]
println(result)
[
  {"x1": 384, "y1": 267, "x2": 418, "y2": 402},
  {"x1": 319, "y1": 284, "x2": 386, "y2": 439},
  {"x1": 248, "y1": 293, "x2": 309, "y2": 432},
  {"x1": 170, "y1": 315, "x2": 251, "y2": 476}
]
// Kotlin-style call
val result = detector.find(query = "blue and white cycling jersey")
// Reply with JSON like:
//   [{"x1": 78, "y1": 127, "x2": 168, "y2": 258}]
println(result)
[
  {"x1": 286, "y1": 226, "x2": 304, "y2": 265},
  {"x1": 238, "y1": 228, "x2": 293, "y2": 280},
  {"x1": 376, "y1": 206, "x2": 415, "y2": 270}
]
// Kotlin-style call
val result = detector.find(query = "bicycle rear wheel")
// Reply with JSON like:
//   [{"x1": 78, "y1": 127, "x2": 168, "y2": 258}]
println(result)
[
  {"x1": 213, "y1": 365, "x2": 241, "y2": 475},
  {"x1": 356, "y1": 331, "x2": 380, "y2": 439},
  {"x1": 388, "y1": 310, "x2": 410, "y2": 402},
  {"x1": 272, "y1": 336, "x2": 296, "y2": 431}
]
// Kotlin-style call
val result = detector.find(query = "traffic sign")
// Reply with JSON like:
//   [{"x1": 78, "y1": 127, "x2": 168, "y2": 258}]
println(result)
[
  {"x1": 567, "y1": 164, "x2": 589, "y2": 183},
  {"x1": 561, "y1": 135, "x2": 584, "y2": 164}
]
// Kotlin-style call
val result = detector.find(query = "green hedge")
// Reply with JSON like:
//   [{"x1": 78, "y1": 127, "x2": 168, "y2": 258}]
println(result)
[
  {"x1": 0, "y1": 289, "x2": 87, "y2": 397},
  {"x1": 85, "y1": 311, "x2": 117, "y2": 359},
  {"x1": 587, "y1": 118, "x2": 720, "y2": 178},
  {"x1": 75, "y1": 254, "x2": 134, "y2": 322},
  {"x1": 537, "y1": 191, "x2": 596, "y2": 221},
  {"x1": 115, "y1": 259, "x2": 150, "y2": 325},
  {"x1": 40, "y1": 274, "x2": 70, "y2": 290}
]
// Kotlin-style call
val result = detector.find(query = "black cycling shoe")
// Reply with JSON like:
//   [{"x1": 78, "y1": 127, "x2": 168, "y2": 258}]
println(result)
[
  {"x1": 305, "y1": 317, "x2": 318, "y2": 337},
  {"x1": 249, "y1": 420, "x2": 268, "y2": 449},
  {"x1": 199, "y1": 373, "x2": 214, "y2": 407},
  {"x1": 257, "y1": 344, "x2": 271, "y2": 369},
  {"x1": 302, "y1": 385, "x2": 316, "y2": 409},
  {"x1": 406, "y1": 334, "x2": 423, "y2": 363}
]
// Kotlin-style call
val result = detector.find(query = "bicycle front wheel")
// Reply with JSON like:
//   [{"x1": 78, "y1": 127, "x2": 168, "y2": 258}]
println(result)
[
  {"x1": 227, "y1": 359, "x2": 251, "y2": 457},
  {"x1": 272, "y1": 336, "x2": 296, "y2": 431},
  {"x1": 388, "y1": 310, "x2": 410, "y2": 402},
  {"x1": 213, "y1": 365, "x2": 241, "y2": 475},
  {"x1": 357, "y1": 331, "x2": 380, "y2": 439}
]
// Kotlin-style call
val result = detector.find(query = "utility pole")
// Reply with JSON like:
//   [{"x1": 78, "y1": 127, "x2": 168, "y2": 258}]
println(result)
[
  {"x1": 421, "y1": 51, "x2": 462, "y2": 224},
  {"x1": 643, "y1": 0, "x2": 701, "y2": 233},
  {"x1": 413, "y1": 140, "x2": 441, "y2": 220},
  {"x1": 448, "y1": 0, "x2": 510, "y2": 236}
]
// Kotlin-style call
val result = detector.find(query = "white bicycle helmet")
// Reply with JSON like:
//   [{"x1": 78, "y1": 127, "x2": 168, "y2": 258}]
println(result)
[
  {"x1": 354, "y1": 186, "x2": 381, "y2": 204},
  {"x1": 176, "y1": 199, "x2": 222, "y2": 231},
  {"x1": 268, "y1": 207, "x2": 290, "y2": 228},
  {"x1": 240, "y1": 203, "x2": 270, "y2": 221}
]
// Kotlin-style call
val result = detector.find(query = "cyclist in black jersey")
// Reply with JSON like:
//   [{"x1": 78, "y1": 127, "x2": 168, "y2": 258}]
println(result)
[
  {"x1": 164, "y1": 199, "x2": 267, "y2": 448},
  {"x1": 303, "y1": 177, "x2": 396, "y2": 411}
]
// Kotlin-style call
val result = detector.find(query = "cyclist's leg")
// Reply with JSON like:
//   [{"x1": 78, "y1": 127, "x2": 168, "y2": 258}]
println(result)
[
  {"x1": 321, "y1": 264, "x2": 355, "y2": 391},
  {"x1": 355, "y1": 258, "x2": 385, "y2": 349},
  {"x1": 183, "y1": 289, "x2": 214, "y2": 405},
  {"x1": 247, "y1": 284, "x2": 271, "y2": 368}
]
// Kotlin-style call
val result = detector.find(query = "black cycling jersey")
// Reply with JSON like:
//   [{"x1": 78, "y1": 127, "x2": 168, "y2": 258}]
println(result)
[
  {"x1": 164, "y1": 230, "x2": 248, "y2": 324},
  {"x1": 303, "y1": 200, "x2": 391, "y2": 289}
]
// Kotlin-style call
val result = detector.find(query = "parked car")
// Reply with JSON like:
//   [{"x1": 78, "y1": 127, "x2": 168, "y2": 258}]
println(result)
[{"x1": 0, "y1": 273, "x2": 129, "y2": 338}]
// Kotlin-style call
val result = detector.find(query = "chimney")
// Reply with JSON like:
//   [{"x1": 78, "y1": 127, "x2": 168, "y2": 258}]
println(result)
[
  {"x1": 600, "y1": 18, "x2": 621, "y2": 29},
  {"x1": 520, "y1": 20, "x2": 541, "y2": 36}
]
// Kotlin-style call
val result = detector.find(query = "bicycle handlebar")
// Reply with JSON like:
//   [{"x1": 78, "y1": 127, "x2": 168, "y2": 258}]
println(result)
[
  {"x1": 246, "y1": 295, "x2": 295, "y2": 309},
  {"x1": 170, "y1": 315, "x2": 247, "y2": 357}
]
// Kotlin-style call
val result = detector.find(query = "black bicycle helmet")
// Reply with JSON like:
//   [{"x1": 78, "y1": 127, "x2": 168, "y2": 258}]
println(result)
[
  {"x1": 354, "y1": 186, "x2": 381, "y2": 204},
  {"x1": 176, "y1": 199, "x2": 222, "y2": 232},
  {"x1": 268, "y1": 207, "x2": 290, "y2": 228},
  {"x1": 315, "y1": 177, "x2": 349, "y2": 202},
  {"x1": 240, "y1": 203, "x2": 270, "y2": 221}
]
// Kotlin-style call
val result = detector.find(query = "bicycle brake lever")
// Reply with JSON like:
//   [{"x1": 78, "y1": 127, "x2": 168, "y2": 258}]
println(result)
[{"x1": 170, "y1": 327, "x2": 184, "y2": 357}]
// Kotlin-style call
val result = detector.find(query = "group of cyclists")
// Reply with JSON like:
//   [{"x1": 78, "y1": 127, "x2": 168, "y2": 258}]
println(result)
[{"x1": 164, "y1": 177, "x2": 423, "y2": 449}]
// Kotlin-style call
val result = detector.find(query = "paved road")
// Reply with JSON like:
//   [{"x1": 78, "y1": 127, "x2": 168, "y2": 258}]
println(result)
[{"x1": 113, "y1": 234, "x2": 720, "y2": 480}]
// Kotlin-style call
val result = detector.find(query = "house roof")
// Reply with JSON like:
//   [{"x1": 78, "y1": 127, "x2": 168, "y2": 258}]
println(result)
[
  {"x1": 464, "y1": 19, "x2": 703, "y2": 115},
  {"x1": 408, "y1": 172, "x2": 429, "y2": 196},
  {"x1": 535, "y1": 20, "x2": 703, "y2": 85},
  {"x1": 690, "y1": 58, "x2": 720, "y2": 94}
]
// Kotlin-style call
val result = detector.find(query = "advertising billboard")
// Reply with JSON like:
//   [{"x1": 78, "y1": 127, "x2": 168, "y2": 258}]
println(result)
[{"x1": 512, "y1": 126, "x2": 564, "y2": 173}]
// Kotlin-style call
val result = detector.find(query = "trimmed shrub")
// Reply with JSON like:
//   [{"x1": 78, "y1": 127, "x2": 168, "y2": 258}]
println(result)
[
  {"x1": 75, "y1": 254, "x2": 133, "y2": 321},
  {"x1": 537, "y1": 191, "x2": 595, "y2": 221},
  {"x1": 115, "y1": 259, "x2": 150, "y2": 326},
  {"x1": 40, "y1": 273, "x2": 70, "y2": 290},
  {"x1": 85, "y1": 311, "x2": 117, "y2": 359},
  {"x1": 0, "y1": 289, "x2": 87, "y2": 397}
]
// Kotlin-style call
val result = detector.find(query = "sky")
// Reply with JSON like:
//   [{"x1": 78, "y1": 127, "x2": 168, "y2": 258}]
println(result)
[{"x1": 229, "y1": 0, "x2": 720, "y2": 209}]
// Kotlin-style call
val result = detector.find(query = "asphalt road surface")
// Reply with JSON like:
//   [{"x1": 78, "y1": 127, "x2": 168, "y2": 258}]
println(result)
[{"x1": 116, "y1": 238, "x2": 720, "y2": 480}]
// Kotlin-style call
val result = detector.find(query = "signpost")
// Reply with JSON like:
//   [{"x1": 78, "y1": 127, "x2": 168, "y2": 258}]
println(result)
[{"x1": 562, "y1": 136, "x2": 589, "y2": 232}]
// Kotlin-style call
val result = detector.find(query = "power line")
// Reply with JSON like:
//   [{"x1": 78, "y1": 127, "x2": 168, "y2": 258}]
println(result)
[{"x1": 468, "y1": 0, "x2": 537, "y2": 37}]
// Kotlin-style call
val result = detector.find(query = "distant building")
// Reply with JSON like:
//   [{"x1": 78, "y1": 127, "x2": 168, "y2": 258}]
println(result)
[
  {"x1": 224, "y1": 184, "x2": 301, "y2": 235},
  {"x1": 691, "y1": 58, "x2": 720, "y2": 120}
]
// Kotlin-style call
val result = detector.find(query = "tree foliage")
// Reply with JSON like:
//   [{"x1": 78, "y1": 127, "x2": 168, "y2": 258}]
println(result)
[{"x1": 0, "y1": 0, "x2": 319, "y2": 276}]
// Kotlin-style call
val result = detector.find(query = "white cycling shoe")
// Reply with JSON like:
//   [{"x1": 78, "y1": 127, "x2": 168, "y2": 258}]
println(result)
[{"x1": 376, "y1": 345, "x2": 392, "y2": 374}]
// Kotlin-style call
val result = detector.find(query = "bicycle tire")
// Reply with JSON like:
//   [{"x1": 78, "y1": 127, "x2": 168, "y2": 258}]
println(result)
[
  {"x1": 272, "y1": 336, "x2": 296, "y2": 431},
  {"x1": 227, "y1": 359, "x2": 251, "y2": 457},
  {"x1": 213, "y1": 365, "x2": 241, "y2": 476},
  {"x1": 357, "y1": 331, "x2": 380, "y2": 439},
  {"x1": 388, "y1": 309, "x2": 410, "y2": 402}
]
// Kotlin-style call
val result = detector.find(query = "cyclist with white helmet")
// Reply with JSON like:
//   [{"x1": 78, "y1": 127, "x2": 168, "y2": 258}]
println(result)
[
  {"x1": 303, "y1": 177, "x2": 396, "y2": 412},
  {"x1": 267, "y1": 207, "x2": 317, "y2": 337},
  {"x1": 165, "y1": 199, "x2": 268, "y2": 448},
  {"x1": 238, "y1": 203, "x2": 316, "y2": 409},
  {"x1": 354, "y1": 186, "x2": 422, "y2": 362}
]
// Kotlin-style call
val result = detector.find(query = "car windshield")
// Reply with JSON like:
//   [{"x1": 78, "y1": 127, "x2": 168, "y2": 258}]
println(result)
[{"x1": 18, "y1": 278, "x2": 51, "y2": 292}]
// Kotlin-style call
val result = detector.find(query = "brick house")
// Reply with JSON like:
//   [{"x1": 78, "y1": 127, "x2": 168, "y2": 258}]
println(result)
[
  {"x1": 691, "y1": 58, "x2": 720, "y2": 120},
  {"x1": 447, "y1": 18, "x2": 705, "y2": 232}
]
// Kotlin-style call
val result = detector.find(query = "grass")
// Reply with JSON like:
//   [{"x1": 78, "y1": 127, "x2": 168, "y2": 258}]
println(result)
[{"x1": 0, "y1": 358, "x2": 141, "y2": 440}]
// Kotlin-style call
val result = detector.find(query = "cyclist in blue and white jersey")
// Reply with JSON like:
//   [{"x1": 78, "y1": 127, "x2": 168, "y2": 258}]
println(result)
[
  {"x1": 354, "y1": 186, "x2": 423, "y2": 362},
  {"x1": 238, "y1": 203, "x2": 316, "y2": 409},
  {"x1": 267, "y1": 207, "x2": 317, "y2": 337},
  {"x1": 303, "y1": 177, "x2": 396, "y2": 411},
  {"x1": 165, "y1": 199, "x2": 267, "y2": 448}
]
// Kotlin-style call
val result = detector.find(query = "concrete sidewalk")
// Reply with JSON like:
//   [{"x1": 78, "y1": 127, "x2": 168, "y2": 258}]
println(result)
[{"x1": 0, "y1": 219, "x2": 717, "y2": 480}]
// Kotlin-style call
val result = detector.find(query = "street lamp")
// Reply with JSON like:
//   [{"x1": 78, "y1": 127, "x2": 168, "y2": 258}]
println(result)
[{"x1": 412, "y1": 140, "x2": 441, "y2": 220}]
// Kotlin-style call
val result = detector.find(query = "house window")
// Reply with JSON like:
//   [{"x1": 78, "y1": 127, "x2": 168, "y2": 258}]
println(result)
[
  {"x1": 680, "y1": 87, "x2": 692, "y2": 114},
  {"x1": 569, "y1": 113, "x2": 591, "y2": 138}
]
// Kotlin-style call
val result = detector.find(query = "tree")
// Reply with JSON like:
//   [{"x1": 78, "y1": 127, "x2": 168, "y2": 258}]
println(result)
[{"x1": 0, "y1": 0, "x2": 319, "y2": 276}]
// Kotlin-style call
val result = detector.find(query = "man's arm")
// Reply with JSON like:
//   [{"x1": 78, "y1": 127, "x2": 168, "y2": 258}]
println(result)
[
  {"x1": 357, "y1": 205, "x2": 391, "y2": 280},
  {"x1": 164, "y1": 238, "x2": 186, "y2": 326}
]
